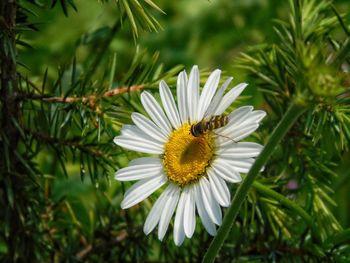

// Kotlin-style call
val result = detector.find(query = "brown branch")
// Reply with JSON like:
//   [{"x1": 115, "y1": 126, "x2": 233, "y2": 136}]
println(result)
[
  {"x1": 76, "y1": 235, "x2": 92, "y2": 260},
  {"x1": 22, "y1": 84, "x2": 144, "y2": 114},
  {"x1": 40, "y1": 84, "x2": 144, "y2": 103},
  {"x1": 102, "y1": 84, "x2": 144, "y2": 97},
  {"x1": 21, "y1": 84, "x2": 144, "y2": 115},
  {"x1": 76, "y1": 244, "x2": 93, "y2": 260}
]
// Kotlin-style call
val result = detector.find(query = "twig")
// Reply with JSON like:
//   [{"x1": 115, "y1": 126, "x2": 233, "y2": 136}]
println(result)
[
  {"x1": 21, "y1": 84, "x2": 144, "y2": 114},
  {"x1": 24, "y1": 84, "x2": 144, "y2": 103},
  {"x1": 76, "y1": 235, "x2": 93, "y2": 260},
  {"x1": 76, "y1": 244, "x2": 93, "y2": 260}
]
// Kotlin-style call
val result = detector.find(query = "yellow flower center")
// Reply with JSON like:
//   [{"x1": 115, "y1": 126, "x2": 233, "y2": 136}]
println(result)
[{"x1": 163, "y1": 123, "x2": 215, "y2": 187}]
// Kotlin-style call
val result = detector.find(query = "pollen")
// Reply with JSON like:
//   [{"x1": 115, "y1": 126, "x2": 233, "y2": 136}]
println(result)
[{"x1": 163, "y1": 123, "x2": 215, "y2": 187}]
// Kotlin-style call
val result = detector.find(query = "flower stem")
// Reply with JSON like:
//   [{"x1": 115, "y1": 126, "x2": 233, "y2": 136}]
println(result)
[{"x1": 202, "y1": 98, "x2": 308, "y2": 263}]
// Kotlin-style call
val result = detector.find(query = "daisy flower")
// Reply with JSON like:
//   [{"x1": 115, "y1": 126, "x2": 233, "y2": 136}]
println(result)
[{"x1": 114, "y1": 65, "x2": 265, "y2": 246}]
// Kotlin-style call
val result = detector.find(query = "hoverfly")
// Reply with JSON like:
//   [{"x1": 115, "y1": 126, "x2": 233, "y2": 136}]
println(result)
[
  {"x1": 191, "y1": 115, "x2": 229, "y2": 137},
  {"x1": 189, "y1": 75, "x2": 243, "y2": 140}
]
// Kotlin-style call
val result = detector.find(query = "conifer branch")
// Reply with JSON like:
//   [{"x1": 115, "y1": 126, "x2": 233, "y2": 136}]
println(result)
[
  {"x1": 25, "y1": 84, "x2": 144, "y2": 103},
  {"x1": 25, "y1": 128, "x2": 110, "y2": 159},
  {"x1": 0, "y1": 0, "x2": 19, "y2": 168}
]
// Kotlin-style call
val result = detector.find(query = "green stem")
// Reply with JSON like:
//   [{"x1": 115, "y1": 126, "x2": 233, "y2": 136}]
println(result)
[{"x1": 202, "y1": 98, "x2": 307, "y2": 263}]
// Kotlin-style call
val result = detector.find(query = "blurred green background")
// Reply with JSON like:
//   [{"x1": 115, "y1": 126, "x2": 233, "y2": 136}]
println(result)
[{"x1": 20, "y1": 0, "x2": 293, "y2": 78}]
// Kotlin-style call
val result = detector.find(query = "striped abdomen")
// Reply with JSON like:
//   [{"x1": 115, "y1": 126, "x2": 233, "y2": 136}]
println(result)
[{"x1": 191, "y1": 115, "x2": 228, "y2": 137}]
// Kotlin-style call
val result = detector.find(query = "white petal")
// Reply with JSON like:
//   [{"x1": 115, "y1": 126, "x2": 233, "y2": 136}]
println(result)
[
  {"x1": 213, "y1": 83, "x2": 248, "y2": 115},
  {"x1": 160, "y1": 81, "x2": 182, "y2": 129},
  {"x1": 210, "y1": 159, "x2": 242, "y2": 183},
  {"x1": 121, "y1": 175, "x2": 167, "y2": 209},
  {"x1": 158, "y1": 184, "x2": 180, "y2": 241},
  {"x1": 115, "y1": 160, "x2": 163, "y2": 181},
  {"x1": 218, "y1": 123, "x2": 260, "y2": 145},
  {"x1": 208, "y1": 171, "x2": 231, "y2": 207},
  {"x1": 228, "y1": 106, "x2": 254, "y2": 123},
  {"x1": 228, "y1": 105, "x2": 253, "y2": 121},
  {"x1": 120, "y1": 124, "x2": 147, "y2": 137},
  {"x1": 194, "y1": 184, "x2": 216, "y2": 236},
  {"x1": 204, "y1": 77, "x2": 233, "y2": 118},
  {"x1": 216, "y1": 142, "x2": 263, "y2": 158},
  {"x1": 215, "y1": 106, "x2": 253, "y2": 135},
  {"x1": 217, "y1": 109, "x2": 265, "y2": 144},
  {"x1": 225, "y1": 109, "x2": 265, "y2": 133},
  {"x1": 177, "y1": 71, "x2": 189, "y2": 124},
  {"x1": 187, "y1": 66, "x2": 200, "y2": 123},
  {"x1": 174, "y1": 190, "x2": 186, "y2": 246},
  {"x1": 240, "y1": 110, "x2": 266, "y2": 124},
  {"x1": 120, "y1": 124, "x2": 136, "y2": 136},
  {"x1": 131, "y1": 113, "x2": 168, "y2": 143},
  {"x1": 183, "y1": 186, "x2": 196, "y2": 238},
  {"x1": 141, "y1": 91, "x2": 173, "y2": 135},
  {"x1": 119, "y1": 124, "x2": 165, "y2": 144},
  {"x1": 197, "y1": 69, "x2": 221, "y2": 120},
  {"x1": 216, "y1": 157, "x2": 255, "y2": 174},
  {"x1": 198, "y1": 178, "x2": 222, "y2": 225},
  {"x1": 143, "y1": 185, "x2": 172, "y2": 235},
  {"x1": 129, "y1": 157, "x2": 161, "y2": 166},
  {"x1": 114, "y1": 135, "x2": 163, "y2": 154}
]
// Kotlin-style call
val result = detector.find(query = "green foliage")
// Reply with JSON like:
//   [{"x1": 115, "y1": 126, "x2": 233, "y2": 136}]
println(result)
[
  {"x1": 51, "y1": 0, "x2": 78, "y2": 16},
  {"x1": 234, "y1": 0, "x2": 350, "y2": 261},
  {"x1": 1, "y1": 0, "x2": 350, "y2": 262},
  {"x1": 239, "y1": 0, "x2": 350, "y2": 153},
  {"x1": 99, "y1": 0, "x2": 164, "y2": 38}
]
